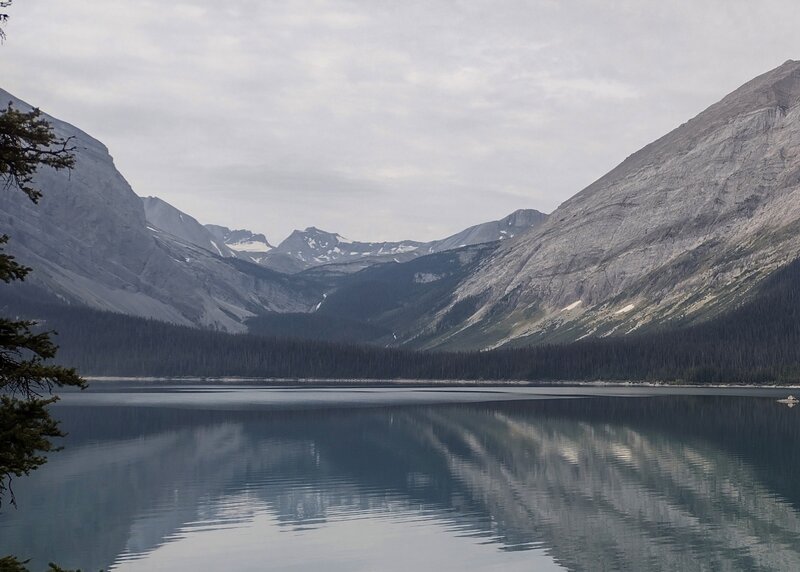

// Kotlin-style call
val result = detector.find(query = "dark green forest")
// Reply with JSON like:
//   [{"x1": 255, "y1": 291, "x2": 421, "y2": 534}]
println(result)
[{"x1": 3, "y1": 256, "x2": 800, "y2": 383}]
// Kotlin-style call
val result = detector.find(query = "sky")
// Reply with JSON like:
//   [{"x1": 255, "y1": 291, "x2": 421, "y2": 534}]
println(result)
[{"x1": 1, "y1": 1, "x2": 800, "y2": 243}]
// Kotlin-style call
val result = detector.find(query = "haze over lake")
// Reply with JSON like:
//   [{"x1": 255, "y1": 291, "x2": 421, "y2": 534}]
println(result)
[{"x1": 3, "y1": 384, "x2": 800, "y2": 571}]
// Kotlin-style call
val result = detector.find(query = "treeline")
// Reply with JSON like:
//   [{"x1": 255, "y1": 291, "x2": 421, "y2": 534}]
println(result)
[
  {"x1": 247, "y1": 312, "x2": 390, "y2": 344},
  {"x1": 2, "y1": 257, "x2": 800, "y2": 383}
]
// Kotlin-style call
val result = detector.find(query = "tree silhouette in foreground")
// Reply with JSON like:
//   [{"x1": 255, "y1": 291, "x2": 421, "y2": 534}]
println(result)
[
  {"x1": 0, "y1": 101, "x2": 86, "y2": 571},
  {"x1": 0, "y1": 1, "x2": 11, "y2": 42}
]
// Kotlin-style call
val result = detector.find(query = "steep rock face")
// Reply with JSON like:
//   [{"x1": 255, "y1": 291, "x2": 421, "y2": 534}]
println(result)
[
  {"x1": 424, "y1": 209, "x2": 547, "y2": 254},
  {"x1": 142, "y1": 199, "x2": 276, "y2": 265},
  {"x1": 0, "y1": 89, "x2": 319, "y2": 331},
  {"x1": 143, "y1": 196, "x2": 237, "y2": 258},
  {"x1": 432, "y1": 60, "x2": 800, "y2": 348}
]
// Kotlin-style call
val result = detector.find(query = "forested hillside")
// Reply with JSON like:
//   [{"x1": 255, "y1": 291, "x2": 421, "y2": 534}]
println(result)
[{"x1": 3, "y1": 255, "x2": 800, "y2": 383}]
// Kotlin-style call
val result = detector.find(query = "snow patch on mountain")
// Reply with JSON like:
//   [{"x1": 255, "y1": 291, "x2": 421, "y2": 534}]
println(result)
[
  {"x1": 205, "y1": 224, "x2": 274, "y2": 257},
  {"x1": 425, "y1": 209, "x2": 548, "y2": 254},
  {"x1": 615, "y1": 304, "x2": 636, "y2": 315}
]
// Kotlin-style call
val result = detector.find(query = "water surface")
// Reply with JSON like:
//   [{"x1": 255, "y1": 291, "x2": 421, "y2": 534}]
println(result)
[{"x1": 2, "y1": 384, "x2": 800, "y2": 571}]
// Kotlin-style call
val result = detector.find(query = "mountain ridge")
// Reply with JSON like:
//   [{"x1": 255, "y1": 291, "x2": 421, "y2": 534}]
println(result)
[
  {"x1": 5, "y1": 60, "x2": 800, "y2": 349},
  {"x1": 142, "y1": 196, "x2": 238, "y2": 258},
  {"x1": 0, "y1": 86, "x2": 546, "y2": 334},
  {"x1": 427, "y1": 59, "x2": 800, "y2": 348},
  {"x1": 0, "y1": 88, "x2": 321, "y2": 332},
  {"x1": 146, "y1": 195, "x2": 547, "y2": 275}
]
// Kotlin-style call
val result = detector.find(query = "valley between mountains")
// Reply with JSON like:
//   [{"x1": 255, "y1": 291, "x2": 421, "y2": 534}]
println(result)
[{"x1": 4, "y1": 60, "x2": 800, "y2": 361}]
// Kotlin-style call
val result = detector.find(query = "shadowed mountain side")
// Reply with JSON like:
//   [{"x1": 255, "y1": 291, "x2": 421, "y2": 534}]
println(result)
[
  {"x1": 245, "y1": 243, "x2": 498, "y2": 345},
  {"x1": 307, "y1": 243, "x2": 499, "y2": 346},
  {"x1": 2, "y1": 252, "x2": 800, "y2": 382}
]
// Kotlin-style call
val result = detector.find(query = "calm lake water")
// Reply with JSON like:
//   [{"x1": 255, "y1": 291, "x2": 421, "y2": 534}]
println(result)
[{"x1": 2, "y1": 384, "x2": 800, "y2": 571}]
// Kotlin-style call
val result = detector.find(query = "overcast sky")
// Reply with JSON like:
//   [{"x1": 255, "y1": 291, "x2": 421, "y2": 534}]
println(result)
[{"x1": 1, "y1": 1, "x2": 799, "y2": 242}]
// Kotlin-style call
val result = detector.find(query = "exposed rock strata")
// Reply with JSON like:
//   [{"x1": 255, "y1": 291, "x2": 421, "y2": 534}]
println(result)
[{"x1": 432, "y1": 60, "x2": 800, "y2": 348}]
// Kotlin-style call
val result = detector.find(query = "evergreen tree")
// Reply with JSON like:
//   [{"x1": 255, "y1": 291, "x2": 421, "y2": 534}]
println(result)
[
  {"x1": 0, "y1": 97, "x2": 85, "y2": 571},
  {"x1": 0, "y1": 1, "x2": 11, "y2": 42}
]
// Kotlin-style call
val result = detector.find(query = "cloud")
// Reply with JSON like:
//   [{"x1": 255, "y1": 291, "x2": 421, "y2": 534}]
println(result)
[{"x1": 1, "y1": 0, "x2": 799, "y2": 241}]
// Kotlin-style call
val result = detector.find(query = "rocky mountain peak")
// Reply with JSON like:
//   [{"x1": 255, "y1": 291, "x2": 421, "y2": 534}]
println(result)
[
  {"x1": 423, "y1": 208, "x2": 549, "y2": 254},
  {"x1": 735, "y1": 58, "x2": 800, "y2": 109},
  {"x1": 503, "y1": 209, "x2": 548, "y2": 228},
  {"x1": 205, "y1": 224, "x2": 274, "y2": 254},
  {"x1": 565, "y1": 60, "x2": 800, "y2": 210},
  {"x1": 434, "y1": 59, "x2": 800, "y2": 348}
]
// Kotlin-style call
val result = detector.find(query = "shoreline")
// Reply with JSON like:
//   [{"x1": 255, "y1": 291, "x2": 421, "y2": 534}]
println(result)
[{"x1": 83, "y1": 376, "x2": 800, "y2": 389}]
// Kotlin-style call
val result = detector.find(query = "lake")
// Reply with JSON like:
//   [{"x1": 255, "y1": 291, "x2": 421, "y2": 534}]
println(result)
[{"x1": 2, "y1": 383, "x2": 800, "y2": 571}]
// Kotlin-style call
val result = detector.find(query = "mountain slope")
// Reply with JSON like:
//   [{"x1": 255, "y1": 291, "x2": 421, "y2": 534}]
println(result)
[
  {"x1": 205, "y1": 224, "x2": 274, "y2": 264},
  {"x1": 142, "y1": 196, "x2": 237, "y2": 258},
  {"x1": 0, "y1": 89, "x2": 321, "y2": 331},
  {"x1": 303, "y1": 242, "x2": 499, "y2": 346},
  {"x1": 6, "y1": 250, "x2": 800, "y2": 382},
  {"x1": 0, "y1": 85, "x2": 544, "y2": 337},
  {"x1": 12, "y1": 61, "x2": 800, "y2": 351},
  {"x1": 425, "y1": 59, "x2": 800, "y2": 348},
  {"x1": 424, "y1": 209, "x2": 547, "y2": 254}
]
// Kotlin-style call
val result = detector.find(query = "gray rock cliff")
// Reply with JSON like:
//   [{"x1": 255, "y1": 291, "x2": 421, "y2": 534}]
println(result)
[
  {"x1": 431, "y1": 60, "x2": 800, "y2": 348},
  {"x1": 0, "y1": 89, "x2": 318, "y2": 331},
  {"x1": 143, "y1": 196, "x2": 237, "y2": 258}
]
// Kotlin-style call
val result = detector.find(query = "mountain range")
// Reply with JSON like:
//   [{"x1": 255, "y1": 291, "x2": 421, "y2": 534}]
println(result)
[
  {"x1": 0, "y1": 88, "x2": 545, "y2": 335},
  {"x1": 143, "y1": 195, "x2": 547, "y2": 275},
  {"x1": 3, "y1": 59, "x2": 800, "y2": 353}
]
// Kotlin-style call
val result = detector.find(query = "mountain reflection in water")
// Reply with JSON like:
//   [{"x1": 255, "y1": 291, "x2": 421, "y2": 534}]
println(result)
[{"x1": 2, "y1": 392, "x2": 800, "y2": 571}]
